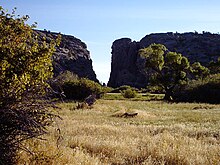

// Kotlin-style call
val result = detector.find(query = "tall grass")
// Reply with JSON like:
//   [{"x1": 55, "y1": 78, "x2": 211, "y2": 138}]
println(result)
[{"x1": 18, "y1": 100, "x2": 220, "y2": 164}]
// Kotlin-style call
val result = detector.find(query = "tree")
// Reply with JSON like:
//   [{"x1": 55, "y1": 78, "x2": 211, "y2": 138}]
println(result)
[
  {"x1": 209, "y1": 57, "x2": 220, "y2": 74},
  {"x1": 191, "y1": 62, "x2": 210, "y2": 80},
  {"x1": 0, "y1": 7, "x2": 60, "y2": 164},
  {"x1": 139, "y1": 43, "x2": 199, "y2": 101}
]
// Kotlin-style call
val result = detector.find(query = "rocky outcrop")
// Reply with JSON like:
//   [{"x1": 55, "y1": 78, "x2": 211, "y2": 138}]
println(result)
[
  {"x1": 36, "y1": 30, "x2": 98, "y2": 82},
  {"x1": 108, "y1": 38, "x2": 147, "y2": 88},
  {"x1": 108, "y1": 32, "x2": 220, "y2": 88}
]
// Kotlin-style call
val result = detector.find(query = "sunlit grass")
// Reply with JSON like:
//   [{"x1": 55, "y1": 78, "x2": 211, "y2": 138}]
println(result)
[
  {"x1": 18, "y1": 100, "x2": 220, "y2": 165},
  {"x1": 102, "y1": 93, "x2": 164, "y2": 101}
]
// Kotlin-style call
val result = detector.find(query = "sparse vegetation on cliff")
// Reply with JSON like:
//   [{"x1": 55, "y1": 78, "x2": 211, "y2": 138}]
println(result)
[
  {"x1": 108, "y1": 32, "x2": 220, "y2": 89},
  {"x1": 35, "y1": 30, "x2": 98, "y2": 82}
]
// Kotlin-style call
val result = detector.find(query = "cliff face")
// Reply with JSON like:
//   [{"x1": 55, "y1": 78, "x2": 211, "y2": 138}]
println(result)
[
  {"x1": 108, "y1": 32, "x2": 220, "y2": 88},
  {"x1": 108, "y1": 38, "x2": 147, "y2": 88},
  {"x1": 36, "y1": 30, "x2": 98, "y2": 82}
]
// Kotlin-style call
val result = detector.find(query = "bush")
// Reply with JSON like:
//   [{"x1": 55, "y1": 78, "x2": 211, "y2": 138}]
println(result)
[
  {"x1": 0, "y1": 7, "x2": 59, "y2": 164},
  {"x1": 50, "y1": 71, "x2": 107, "y2": 101},
  {"x1": 62, "y1": 78, "x2": 103, "y2": 100},
  {"x1": 50, "y1": 71, "x2": 78, "y2": 98},
  {"x1": 110, "y1": 85, "x2": 137, "y2": 93},
  {"x1": 173, "y1": 74, "x2": 220, "y2": 103},
  {"x1": 146, "y1": 85, "x2": 164, "y2": 93},
  {"x1": 121, "y1": 88, "x2": 137, "y2": 98},
  {"x1": 102, "y1": 86, "x2": 114, "y2": 93}
]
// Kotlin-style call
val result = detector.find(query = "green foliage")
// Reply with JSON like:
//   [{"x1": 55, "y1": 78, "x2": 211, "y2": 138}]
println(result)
[
  {"x1": 139, "y1": 43, "x2": 208, "y2": 101},
  {"x1": 139, "y1": 44, "x2": 167, "y2": 71},
  {"x1": 54, "y1": 71, "x2": 79, "y2": 83},
  {"x1": 50, "y1": 71, "x2": 78, "y2": 98},
  {"x1": 209, "y1": 57, "x2": 220, "y2": 74},
  {"x1": 0, "y1": 7, "x2": 60, "y2": 104},
  {"x1": 0, "y1": 7, "x2": 60, "y2": 164},
  {"x1": 121, "y1": 88, "x2": 137, "y2": 98},
  {"x1": 51, "y1": 71, "x2": 110, "y2": 100},
  {"x1": 191, "y1": 62, "x2": 210, "y2": 80},
  {"x1": 174, "y1": 74, "x2": 220, "y2": 103},
  {"x1": 110, "y1": 85, "x2": 137, "y2": 93},
  {"x1": 62, "y1": 78, "x2": 103, "y2": 100},
  {"x1": 101, "y1": 86, "x2": 114, "y2": 94},
  {"x1": 102, "y1": 93, "x2": 125, "y2": 100},
  {"x1": 146, "y1": 85, "x2": 164, "y2": 93},
  {"x1": 101, "y1": 92, "x2": 164, "y2": 101}
]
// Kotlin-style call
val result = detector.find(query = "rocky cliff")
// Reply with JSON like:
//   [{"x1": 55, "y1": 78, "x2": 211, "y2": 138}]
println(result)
[
  {"x1": 108, "y1": 32, "x2": 220, "y2": 88},
  {"x1": 36, "y1": 30, "x2": 98, "y2": 82}
]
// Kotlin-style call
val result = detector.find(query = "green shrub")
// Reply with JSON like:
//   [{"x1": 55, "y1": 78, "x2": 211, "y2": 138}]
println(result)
[
  {"x1": 54, "y1": 71, "x2": 79, "y2": 84},
  {"x1": 62, "y1": 78, "x2": 103, "y2": 100},
  {"x1": 51, "y1": 71, "x2": 105, "y2": 100},
  {"x1": 102, "y1": 86, "x2": 114, "y2": 94},
  {"x1": 173, "y1": 74, "x2": 220, "y2": 103},
  {"x1": 110, "y1": 85, "x2": 137, "y2": 93},
  {"x1": 209, "y1": 57, "x2": 220, "y2": 74},
  {"x1": 146, "y1": 85, "x2": 164, "y2": 93},
  {"x1": 0, "y1": 7, "x2": 60, "y2": 164},
  {"x1": 50, "y1": 71, "x2": 78, "y2": 98},
  {"x1": 121, "y1": 88, "x2": 137, "y2": 98}
]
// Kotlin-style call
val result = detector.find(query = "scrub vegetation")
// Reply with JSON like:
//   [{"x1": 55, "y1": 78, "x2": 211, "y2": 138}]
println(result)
[
  {"x1": 18, "y1": 100, "x2": 220, "y2": 165},
  {"x1": 1, "y1": 6, "x2": 220, "y2": 165}
]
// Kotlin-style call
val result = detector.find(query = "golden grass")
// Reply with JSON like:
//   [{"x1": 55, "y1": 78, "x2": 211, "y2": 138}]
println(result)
[{"x1": 18, "y1": 100, "x2": 220, "y2": 165}]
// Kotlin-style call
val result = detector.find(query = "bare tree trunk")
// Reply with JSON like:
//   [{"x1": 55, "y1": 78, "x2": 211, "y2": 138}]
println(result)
[{"x1": 164, "y1": 87, "x2": 174, "y2": 101}]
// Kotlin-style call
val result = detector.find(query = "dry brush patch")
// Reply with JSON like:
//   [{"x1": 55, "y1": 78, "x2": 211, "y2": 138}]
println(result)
[{"x1": 18, "y1": 100, "x2": 220, "y2": 165}]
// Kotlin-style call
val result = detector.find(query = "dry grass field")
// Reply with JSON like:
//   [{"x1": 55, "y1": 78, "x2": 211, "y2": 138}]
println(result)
[{"x1": 18, "y1": 99, "x2": 220, "y2": 165}]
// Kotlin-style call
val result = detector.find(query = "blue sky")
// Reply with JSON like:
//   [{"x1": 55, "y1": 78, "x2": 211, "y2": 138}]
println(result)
[{"x1": 1, "y1": 0, "x2": 220, "y2": 83}]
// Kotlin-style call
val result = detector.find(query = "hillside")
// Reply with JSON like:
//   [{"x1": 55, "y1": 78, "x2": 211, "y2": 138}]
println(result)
[{"x1": 108, "y1": 32, "x2": 220, "y2": 88}]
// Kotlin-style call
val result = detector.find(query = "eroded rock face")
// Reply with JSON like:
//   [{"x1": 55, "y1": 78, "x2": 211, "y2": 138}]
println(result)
[
  {"x1": 108, "y1": 32, "x2": 220, "y2": 88},
  {"x1": 36, "y1": 30, "x2": 98, "y2": 82},
  {"x1": 108, "y1": 38, "x2": 147, "y2": 88},
  {"x1": 139, "y1": 32, "x2": 220, "y2": 64}
]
